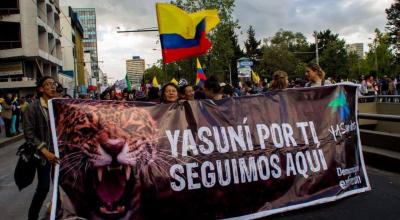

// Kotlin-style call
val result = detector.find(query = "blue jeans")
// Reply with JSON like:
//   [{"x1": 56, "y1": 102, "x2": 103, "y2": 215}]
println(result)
[{"x1": 10, "y1": 115, "x2": 16, "y2": 134}]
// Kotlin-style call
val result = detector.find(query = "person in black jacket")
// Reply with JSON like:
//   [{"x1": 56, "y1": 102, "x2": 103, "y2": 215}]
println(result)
[{"x1": 23, "y1": 76, "x2": 61, "y2": 220}]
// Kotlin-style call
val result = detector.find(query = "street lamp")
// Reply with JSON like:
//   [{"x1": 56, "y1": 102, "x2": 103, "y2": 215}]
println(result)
[{"x1": 313, "y1": 31, "x2": 319, "y2": 65}]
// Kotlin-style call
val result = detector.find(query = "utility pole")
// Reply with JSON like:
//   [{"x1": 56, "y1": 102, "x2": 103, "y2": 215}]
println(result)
[{"x1": 314, "y1": 31, "x2": 319, "y2": 65}]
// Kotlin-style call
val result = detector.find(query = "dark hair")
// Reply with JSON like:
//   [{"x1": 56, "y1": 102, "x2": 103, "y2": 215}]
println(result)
[
  {"x1": 63, "y1": 94, "x2": 72, "y2": 98},
  {"x1": 36, "y1": 76, "x2": 56, "y2": 88},
  {"x1": 204, "y1": 76, "x2": 220, "y2": 93},
  {"x1": 148, "y1": 87, "x2": 160, "y2": 100},
  {"x1": 223, "y1": 84, "x2": 234, "y2": 96},
  {"x1": 244, "y1": 81, "x2": 253, "y2": 88},
  {"x1": 160, "y1": 83, "x2": 178, "y2": 103},
  {"x1": 179, "y1": 84, "x2": 192, "y2": 95},
  {"x1": 56, "y1": 83, "x2": 64, "y2": 93},
  {"x1": 36, "y1": 76, "x2": 57, "y2": 97}
]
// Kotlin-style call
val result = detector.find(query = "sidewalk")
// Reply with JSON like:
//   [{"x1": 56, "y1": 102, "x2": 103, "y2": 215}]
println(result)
[{"x1": 0, "y1": 133, "x2": 24, "y2": 148}]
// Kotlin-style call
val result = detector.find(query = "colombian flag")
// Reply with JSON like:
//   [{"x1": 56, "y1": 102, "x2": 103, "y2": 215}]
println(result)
[
  {"x1": 156, "y1": 3, "x2": 220, "y2": 64},
  {"x1": 195, "y1": 58, "x2": 206, "y2": 87}
]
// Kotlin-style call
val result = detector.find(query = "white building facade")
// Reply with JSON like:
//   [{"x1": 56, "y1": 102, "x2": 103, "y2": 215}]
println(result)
[{"x1": 0, "y1": 0, "x2": 62, "y2": 96}]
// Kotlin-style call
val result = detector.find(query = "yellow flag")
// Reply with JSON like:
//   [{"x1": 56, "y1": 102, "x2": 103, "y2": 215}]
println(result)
[
  {"x1": 156, "y1": 3, "x2": 220, "y2": 39},
  {"x1": 252, "y1": 70, "x2": 260, "y2": 83},
  {"x1": 152, "y1": 76, "x2": 159, "y2": 87},
  {"x1": 170, "y1": 78, "x2": 178, "y2": 85}
]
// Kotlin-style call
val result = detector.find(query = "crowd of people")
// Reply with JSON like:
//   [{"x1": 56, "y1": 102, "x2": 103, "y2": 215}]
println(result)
[
  {"x1": 1, "y1": 62, "x2": 397, "y2": 220},
  {"x1": 1, "y1": 63, "x2": 399, "y2": 141}
]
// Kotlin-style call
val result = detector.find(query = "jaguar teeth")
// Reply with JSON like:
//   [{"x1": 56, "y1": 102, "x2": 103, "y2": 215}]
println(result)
[
  {"x1": 97, "y1": 167, "x2": 103, "y2": 182},
  {"x1": 125, "y1": 166, "x2": 131, "y2": 180}
]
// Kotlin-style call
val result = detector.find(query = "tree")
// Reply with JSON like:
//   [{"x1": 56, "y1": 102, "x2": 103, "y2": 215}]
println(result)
[
  {"x1": 346, "y1": 51, "x2": 361, "y2": 80},
  {"x1": 270, "y1": 29, "x2": 313, "y2": 65},
  {"x1": 365, "y1": 29, "x2": 397, "y2": 77},
  {"x1": 315, "y1": 30, "x2": 348, "y2": 79},
  {"x1": 244, "y1": 25, "x2": 261, "y2": 60},
  {"x1": 259, "y1": 30, "x2": 313, "y2": 78},
  {"x1": 260, "y1": 39, "x2": 298, "y2": 77},
  {"x1": 143, "y1": 63, "x2": 164, "y2": 83},
  {"x1": 228, "y1": 26, "x2": 244, "y2": 84},
  {"x1": 386, "y1": 0, "x2": 400, "y2": 62},
  {"x1": 172, "y1": 0, "x2": 238, "y2": 83}
]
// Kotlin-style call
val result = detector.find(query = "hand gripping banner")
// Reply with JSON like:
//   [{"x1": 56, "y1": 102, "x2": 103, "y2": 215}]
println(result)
[{"x1": 49, "y1": 84, "x2": 370, "y2": 220}]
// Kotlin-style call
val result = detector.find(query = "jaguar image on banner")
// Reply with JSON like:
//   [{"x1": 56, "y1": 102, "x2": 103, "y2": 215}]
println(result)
[{"x1": 48, "y1": 84, "x2": 370, "y2": 220}]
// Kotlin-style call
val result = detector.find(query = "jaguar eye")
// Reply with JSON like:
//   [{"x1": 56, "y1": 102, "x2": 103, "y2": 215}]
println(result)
[{"x1": 79, "y1": 127, "x2": 93, "y2": 135}]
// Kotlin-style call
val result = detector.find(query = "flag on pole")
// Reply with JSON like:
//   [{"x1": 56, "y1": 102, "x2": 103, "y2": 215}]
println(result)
[
  {"x1": 170, "y1": 78, "x2": 178, "y2": 85},
  {"x1": 156, "y1": 3, "x2": 220, "y2": 64},
  {"x1": 195, "y1": 58, "x2": 206, "y2": 87},
  {"x1": 125, "y1": 74, "x2": 132, "y2": 92},
  {"x1": 152, "y1": 76, "x2": 159, "y2": 88},
  {"x1": 252, "y1": 70, "x2": 260, "y2": 84}
]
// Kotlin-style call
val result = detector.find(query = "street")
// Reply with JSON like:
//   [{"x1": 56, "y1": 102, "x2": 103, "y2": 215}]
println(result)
[{"x1": 0, "y1": 139, "x2": 399, "y2": 220}]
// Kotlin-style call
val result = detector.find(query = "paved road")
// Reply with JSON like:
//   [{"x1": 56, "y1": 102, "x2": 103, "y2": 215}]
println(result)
[{"x1": 1, "y1": 140, "x2": 399, "y2": 220}]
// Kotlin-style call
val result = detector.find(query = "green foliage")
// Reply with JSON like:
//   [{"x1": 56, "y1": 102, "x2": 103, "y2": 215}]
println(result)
[
  {"x1": 244, "y1": 25, "x2": 262, "y2": 59},
  {"x1": 259, "y1": 29, "x2": 313, "y2": 78},
  {"x1": 143, "y1": 63, "x2": 164, "y2": 83},
  {"x1": 365, "y1": 29, "x2": 397, "y2": 77},
  {"x1": 316, "y1": 30, "x2": 348, "y2": 79},
  {"x1": 170, "y1": 0, "x2": 238, "y2": 83},
  {"x1": 386, "y1": 0, "x2": 400, "y2": 62}
]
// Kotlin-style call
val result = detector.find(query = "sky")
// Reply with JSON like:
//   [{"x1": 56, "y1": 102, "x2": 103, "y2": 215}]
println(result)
[{"x1": 61, "y1": 0, "x2": 395, "y2": 83}]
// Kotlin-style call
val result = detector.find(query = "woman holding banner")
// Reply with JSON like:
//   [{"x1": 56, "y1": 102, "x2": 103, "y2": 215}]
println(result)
[
  {"x1": 305, "y1": 63, "x2": 332, "y2": 87},
  {"x1": 161, "y1": 83, "x2": 179, "y2": 103}
]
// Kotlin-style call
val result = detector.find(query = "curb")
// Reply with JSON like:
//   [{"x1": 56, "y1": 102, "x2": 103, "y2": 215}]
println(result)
[{"x1": 0, "y1": 134, "x2": 24, "y2": 148}]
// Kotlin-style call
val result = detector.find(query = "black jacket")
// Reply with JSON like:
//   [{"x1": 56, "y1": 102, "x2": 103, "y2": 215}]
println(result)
[{"x1": 23, "y1": 99, "x2": 53, "y2": 152}]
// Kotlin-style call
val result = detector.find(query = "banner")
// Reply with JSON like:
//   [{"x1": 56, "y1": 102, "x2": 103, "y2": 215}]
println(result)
[{"x1": 49, "y1": 84, "x2": 370, "y2": 220}]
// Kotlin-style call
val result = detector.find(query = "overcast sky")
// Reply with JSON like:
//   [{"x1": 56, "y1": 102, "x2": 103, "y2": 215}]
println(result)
[{"x1": 61, "y1": 0, "x2": 394, "y2": 83}]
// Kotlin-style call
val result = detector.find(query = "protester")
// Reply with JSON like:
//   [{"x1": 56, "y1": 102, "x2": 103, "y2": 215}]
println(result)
[
  {"x1": 233, "y1": 82, "x2": 243, "y2": 96},
  {"x1": 148, "y1": 87, "x2": 160, "y2": 102},
  {"x1": 160, "y1": 83, "x2": 179, "y2": 103},
  {"x1": 62, "y1": 94, "x2": 72, "y2": 99},
  {"x1": 204, "y1": 76, "x2": 222, "y2": 100},
  {"x1": 305, "y1": 63, "x2": 331, "y2": 87},
  {"x1": 11, "y1": 94, "x2": 21, "y2": 135},
  {"x1": 243, "y1": 81, "x2": 257, "y2": 95},
  {"x1": 194, "y1": 85, "x2": 206, "y2": 100},
  {"x1": 179, "y1": 84, "x2": 195, "y2": 101},
  {"x1": 23, "y1": 76, "x2": 62, "y2": 220},
  {"x1": 100, "y1": 89, "x2": 111, "y2": 100},
  {"x1": 270, "y1": 70, "x2": 289, "y2": 91},
  {"x1": 2, "y1": 93, "x2": 13, "y2": 137},
  {"x1": 261, "y1": 81, "x2": 269, "y2": 92},
  {"x1": 19, "y1": 97, "x2": 29, "y2": 128},
  {"x1": 222, "y1": 84, "x2": 235, "y2": 98}
]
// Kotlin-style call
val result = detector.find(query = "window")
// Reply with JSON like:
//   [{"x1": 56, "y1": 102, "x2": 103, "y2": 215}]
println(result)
[
  {"x1": 0, "y1": 0, "x2": 19, "y2": 15},
  {"x1": 0, "y1": 22, "x2": 21, "y2": 49}
]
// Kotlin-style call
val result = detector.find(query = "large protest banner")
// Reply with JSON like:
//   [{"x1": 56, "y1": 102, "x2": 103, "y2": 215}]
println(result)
[{"x1": 49, "y1": 84, "x2": 370, "y2": 220}]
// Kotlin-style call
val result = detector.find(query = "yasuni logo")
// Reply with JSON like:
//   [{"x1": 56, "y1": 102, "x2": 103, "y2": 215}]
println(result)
[{"x1": 328, "y1": 91, "x2": 350, "y2": 121}]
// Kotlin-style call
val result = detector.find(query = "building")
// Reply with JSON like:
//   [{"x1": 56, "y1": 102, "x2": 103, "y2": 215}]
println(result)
[
  {"x1": 84, "y1": 52, "x2": 93, "y2": 86},
  {"x1": 126, "y1": 56, "x2": 145, "y2": 86},
  {"x1": 73, "y1": 8, "x2": 99, "y2": 81},
  {"x1": 60, "y1": 6, "x2": 85, "y2": 97},
  {"x1": 346, "y1": 43, "x2": 364, "y2": 59},
  {"x1": 0, "y1": 0, "x2": 62, "y2": 96}
]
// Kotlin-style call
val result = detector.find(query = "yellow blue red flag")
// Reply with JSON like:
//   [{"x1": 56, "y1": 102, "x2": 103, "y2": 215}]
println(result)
[
  {"x1": 195, "y1": 58, "x2": 206, "y2": 87},
  {"x1": 156, "y1": 3, "x2": 220, "y2": 64}
]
